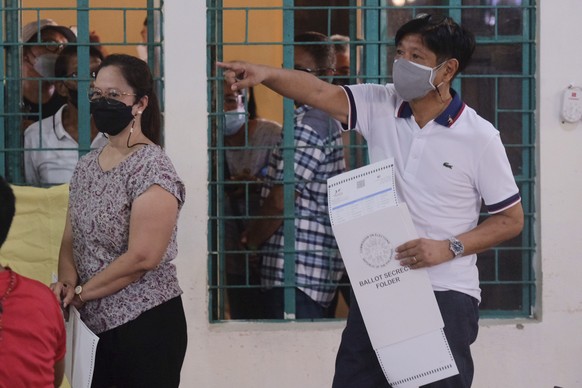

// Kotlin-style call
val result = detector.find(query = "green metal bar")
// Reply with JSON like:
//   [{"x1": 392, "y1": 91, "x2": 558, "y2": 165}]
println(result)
[
  {"x1": 0, "y1": 1, "x2": 6, "y2": 177},
  {"x1": 449, "y1": 1, "x2": 462, "y2": 93},
  {"x1": 206, "y1": 0, "x2": 218, "y2": 321},
  {"x1": 363, "y1": 0, "x2": 381, "y2": 85},
  {"x1": 146, "y1": 0, "x2": 155, "y2": 73},
  {"x1": 77, "y1": 0, "x2": 91, "y2": 155},
  {"x1": 210, "y1": 0, "x2": 227, "y2": 321},
  {"x1": 216, "y1": 0, "x2": 227, "y2": 322},
  {"x1": 348, "y1": 0, "x2": 357, "y2": 78},
  {"x1": 520, "y1": 0, "x2": 536, "y2": 316},
  {"x1": 149, "y1": 0, "x2": 164, "y2": 144},
  {"x1": 346, "y1": 0, "x2": 365, "y2": 169},
  {"x1": 4, "y1": 0, "x2": 22, "y2": 183},
  {"x1": 282, "y1": 0, "x2": 296, "y2": 319},
  {"x1": 527, "y1": 1, "x2": 537, "y2": 312},
  {"x1": 379, "y1": 1, "x2": 388, "y2": 84}
]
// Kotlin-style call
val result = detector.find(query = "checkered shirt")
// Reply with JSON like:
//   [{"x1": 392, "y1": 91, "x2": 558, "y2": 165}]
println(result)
[{"x1": 260, "y1": 105, "x2": 346, "y2": 307}]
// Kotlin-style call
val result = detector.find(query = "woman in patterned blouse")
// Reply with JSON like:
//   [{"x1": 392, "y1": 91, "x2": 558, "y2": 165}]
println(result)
[{"x1": 51, "y1": 54, "x2": 187, "y2": 388}]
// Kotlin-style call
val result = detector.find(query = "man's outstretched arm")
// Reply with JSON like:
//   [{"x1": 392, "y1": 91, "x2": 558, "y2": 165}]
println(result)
[{"x1": 217, "y1": 61, "x2": 350, "y2": 124}]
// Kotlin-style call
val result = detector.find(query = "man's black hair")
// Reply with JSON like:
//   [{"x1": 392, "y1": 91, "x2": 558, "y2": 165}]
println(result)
[
  {"x1": 294, "y1": 31, "x2": 336, "y2": 71},
  {"x1": 0, "y1": 176, "x2": 15, "y2": 248},
  {"x1": 395, "y1": 14, "x2": 476, "y2": 76},
  {"x1": 54, "y1": 45, "x2": 105, "y2": 79}
]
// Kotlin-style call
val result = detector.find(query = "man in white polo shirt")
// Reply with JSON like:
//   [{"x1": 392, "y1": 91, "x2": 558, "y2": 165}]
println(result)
[
  {"x1": 219, "y1": 13, "x2": 523, "y2": 388},
  {"x1": 23, "y1": 45, "x2": 107, "y2": 186}
]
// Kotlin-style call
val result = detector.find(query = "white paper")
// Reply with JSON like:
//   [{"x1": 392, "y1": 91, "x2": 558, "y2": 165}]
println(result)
[
  {"x1": 328, "y1": 158, "x2": 458, "y2": 386},
  {"x1": 376, "y1": 328, "x2": 458, "y2": 388},
  {"x1": 328, "y1": 158, "x2": 399, "y2": 226},
  {"x1": 65, "y1": 306, "x2": 99, "y2": 388},
  {"x1": 332, "y1": 204, "x2": 443, "y2": 347}
]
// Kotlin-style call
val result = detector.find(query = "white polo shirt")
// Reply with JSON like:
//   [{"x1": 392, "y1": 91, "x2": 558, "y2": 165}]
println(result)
[
  {"x1": 342, "y1": 83, "x2": 521, "y2": 301},
  {"x1": 24, "y1": 105, "x2": 108, "y2": 186}
]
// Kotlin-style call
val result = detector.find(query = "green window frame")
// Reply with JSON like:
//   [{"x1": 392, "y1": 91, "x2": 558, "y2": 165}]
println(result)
[
  {"x1": 0, "y1": 0, "x2": 164, "y2": 185},
  {"x1": 208, "y1": 0, "x2": 536, "y2": 322}
]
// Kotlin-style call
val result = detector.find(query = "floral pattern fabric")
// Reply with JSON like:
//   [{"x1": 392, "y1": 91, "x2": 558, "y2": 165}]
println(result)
[{"x1": 69, "y1": 145, "x2": 185, "y2": 334}]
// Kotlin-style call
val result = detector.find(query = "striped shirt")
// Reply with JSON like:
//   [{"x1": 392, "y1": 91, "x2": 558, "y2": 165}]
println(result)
[{"x1": 260, "y1": 105, "x2": 346, "y2": 307}]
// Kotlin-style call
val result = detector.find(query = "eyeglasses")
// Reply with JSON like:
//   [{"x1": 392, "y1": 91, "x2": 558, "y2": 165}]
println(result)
[
  {"x1": 224, "y1": 93, "x2": 243, "y2": 106},
  {"x1": 294, "y1": 65, "x2": 335, "y2": 76},
  {"x1": 416, "y1": 13, "x2": 455, "y2": 34},
  {"x1": 66, "y1": 71, "x2": 98, "y2": 80},
  {"x1": 39, "y1": 40, "x2": 65, "y2": 53},
  {"x1": 88, "y1": 87, "x2": 137, "y2": 102}
]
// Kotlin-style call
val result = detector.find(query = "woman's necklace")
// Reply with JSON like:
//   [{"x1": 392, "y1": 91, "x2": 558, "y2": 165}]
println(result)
[{"x1": 0, "y1": 268, "x2": 16, "y2": 341}]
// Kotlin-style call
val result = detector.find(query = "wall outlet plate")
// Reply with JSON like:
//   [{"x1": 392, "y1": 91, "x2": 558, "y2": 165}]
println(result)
[{"x1": 561, "y1": 86, "x2": 582, "y2": 123}]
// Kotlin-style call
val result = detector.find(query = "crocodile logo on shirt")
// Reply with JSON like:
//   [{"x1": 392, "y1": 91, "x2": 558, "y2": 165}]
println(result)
[{"x1": 443, "y1": 162, "x2": 453, "y2": 169}]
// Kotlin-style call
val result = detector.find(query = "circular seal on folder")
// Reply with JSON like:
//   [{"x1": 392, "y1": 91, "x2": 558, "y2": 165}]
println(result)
[{"x1": 360, "y1": 233, "x2": 393, "y2": 268}]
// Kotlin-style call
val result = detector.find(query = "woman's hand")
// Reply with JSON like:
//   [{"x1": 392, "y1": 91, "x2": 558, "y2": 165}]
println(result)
[{"x1": 50, "y1": 281, "x2": 75, "y2": 308}]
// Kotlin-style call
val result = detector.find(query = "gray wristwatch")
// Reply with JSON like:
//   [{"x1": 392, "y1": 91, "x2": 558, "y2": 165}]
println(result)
[{"x1": 448, "y1": 236, "x2": 464, "y2": 258}]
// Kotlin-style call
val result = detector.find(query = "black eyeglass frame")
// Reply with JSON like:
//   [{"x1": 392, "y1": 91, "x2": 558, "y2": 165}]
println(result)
[
  {"x1": 293, "y1": 65, "x2": 336, "y2": 76},
  {"x1": 38, "y1": 39, "x2": 65, "y2": 53},
  {"x1": 65, "y1": 71, "x2": 98, "y2": 80},
  {"x1": 415, "y1": 13, "x2": 455, "y2": 34}
]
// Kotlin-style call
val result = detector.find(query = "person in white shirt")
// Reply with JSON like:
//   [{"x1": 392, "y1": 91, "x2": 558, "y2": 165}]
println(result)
[
  {"x1": 24, "y1": 45, "x2": 107, "y2": 186},
  {"x1": 219, "y1": 13, "x2": 524, "y2": 388}
]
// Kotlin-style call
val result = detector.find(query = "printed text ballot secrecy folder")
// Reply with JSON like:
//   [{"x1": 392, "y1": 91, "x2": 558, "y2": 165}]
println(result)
[{"x1": 327, "y1": 158, "x2": 458, "y2": 387}]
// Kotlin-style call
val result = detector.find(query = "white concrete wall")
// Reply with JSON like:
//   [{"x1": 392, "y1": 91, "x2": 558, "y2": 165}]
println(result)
[{"x1": 164, "y1": 2, "x2": 582, "y2": 387}]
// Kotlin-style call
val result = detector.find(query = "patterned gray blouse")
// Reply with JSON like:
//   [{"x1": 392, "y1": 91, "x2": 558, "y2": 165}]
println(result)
[{"x1": 69, "y1": 145, "x2": 185, "y2": 334}]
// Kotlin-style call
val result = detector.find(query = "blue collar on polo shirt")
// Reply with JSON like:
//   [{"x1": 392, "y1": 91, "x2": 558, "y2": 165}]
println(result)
[{"x1": 397, "y1": 88, "x2": 465, "y2": 128}]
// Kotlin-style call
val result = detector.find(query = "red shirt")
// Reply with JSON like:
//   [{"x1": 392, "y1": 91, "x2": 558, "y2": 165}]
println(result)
[{"x1": 0, "y1": 270, "x2": 66, "y2": 388}]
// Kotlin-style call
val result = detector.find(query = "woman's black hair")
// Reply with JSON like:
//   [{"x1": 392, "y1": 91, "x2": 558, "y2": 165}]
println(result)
[
  {"x1": 247, "y1": 86, "x2": 257, "y2": 120},
  {"x1": 96, "y1": 54, "x2": 161, "y2": 145}
]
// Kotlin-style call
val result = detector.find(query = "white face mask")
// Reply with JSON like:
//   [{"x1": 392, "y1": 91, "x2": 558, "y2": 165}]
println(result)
[
  {"x1": 392, "y1": 58, "x2": 446, "y2": 101},
  {"x1": 31, "y1": 53, "x2": 59, "y2": 78},
  {"x1": 223, "y1": 107, "x2": 246, "y2": 136}
]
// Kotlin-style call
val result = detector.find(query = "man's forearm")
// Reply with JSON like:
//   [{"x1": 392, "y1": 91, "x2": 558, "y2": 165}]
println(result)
[
  {"x1": 459, "y1": 202, "x2": 524, "y2": 256},
  {"x1": 262, "y1": 67, "x2": 343, "y2": 118},
  {"x1": 219, "y1": 61, "x2": 349, "y2": 123}
]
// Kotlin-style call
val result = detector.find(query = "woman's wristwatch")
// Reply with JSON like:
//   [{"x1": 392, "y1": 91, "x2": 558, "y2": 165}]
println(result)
[{"x1": 74, "y1": 284, "x2": 86, "y2": 303}]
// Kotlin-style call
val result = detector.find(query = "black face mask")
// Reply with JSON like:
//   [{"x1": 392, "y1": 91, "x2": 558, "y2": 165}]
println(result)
[
  {"x1": 90, "y1": 98, "x2": 135, "y2": 136},
  {"x1": 67, "y1": 87, "x2": 79, "y2": 109}
]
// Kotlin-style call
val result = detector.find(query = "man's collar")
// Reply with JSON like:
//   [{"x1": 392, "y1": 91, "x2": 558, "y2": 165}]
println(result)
[
  {"x1": 396, "y1": 89, "x2": 465, "y2": 127},
  {"x1": 52, "y1": 105, "x2": 68, "y2": 139}
]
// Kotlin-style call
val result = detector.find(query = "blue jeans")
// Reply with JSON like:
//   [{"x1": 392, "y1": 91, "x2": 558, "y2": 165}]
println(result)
[
  {"x1": 332, "y1": 290, "x2": 479, "y2": 388},
  {"x1": 262, "y1": 287, "x2": 328, "y2": 319}
]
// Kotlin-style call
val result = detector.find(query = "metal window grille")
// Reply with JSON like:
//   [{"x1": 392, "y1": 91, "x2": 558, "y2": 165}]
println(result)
[
  {"x1": 0, "y1": 0, "x2": 163, "y2": 186},
  {"x1": 208, "y1": 0, "x2": 535, "y2": 322}
]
